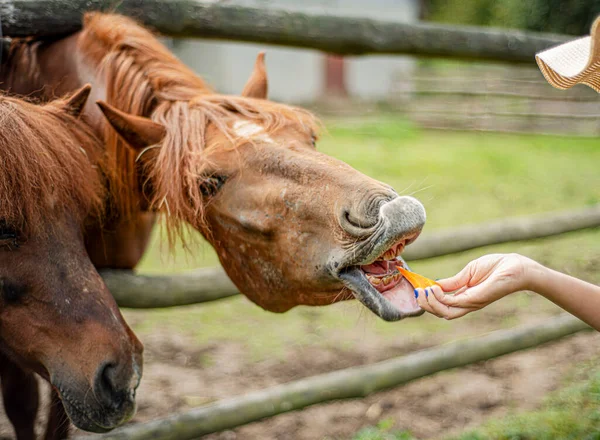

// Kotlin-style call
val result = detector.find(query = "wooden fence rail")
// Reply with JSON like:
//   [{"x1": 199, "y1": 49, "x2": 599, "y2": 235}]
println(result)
[
  {"x1": 81, "y1": 313, "x2": 590, "y2": 440},
  {"x1": 103, "y1": 205, "x2": 600, "y2": 309},
  {"x1": 2, "y1": 3, "x2": 594, "y2": 438},
  {"x1": 1, "y1": 0, "x2": 568, "y2": 62}
]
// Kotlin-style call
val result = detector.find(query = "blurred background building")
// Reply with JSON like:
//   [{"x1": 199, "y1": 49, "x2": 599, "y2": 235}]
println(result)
[
  {"x1": 166, "y1": 0, "x2": 600, "y2": 136},
  {"x1": 169, "y1": 0, "x2": 419, "y2": 103}
]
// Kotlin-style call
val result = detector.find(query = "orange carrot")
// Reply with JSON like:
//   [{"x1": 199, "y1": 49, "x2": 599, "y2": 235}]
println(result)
[{"x1": 397, "y1": 267, "x2": 439, "y2": 289}]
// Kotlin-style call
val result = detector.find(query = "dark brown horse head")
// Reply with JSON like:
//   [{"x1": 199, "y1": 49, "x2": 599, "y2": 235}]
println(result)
[
  {"x1": 0, "y1": 88, "x2": 143, "y2": 432},
  {"x1": 97, "y1": 54, "x2": 426, "y2": 322}
]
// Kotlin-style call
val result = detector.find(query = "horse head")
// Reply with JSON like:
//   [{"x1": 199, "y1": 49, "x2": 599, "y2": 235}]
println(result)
[
  {"x1": 0, "y1": 87, "x2": 143, "y2": 432},
  {"x1": 97, "y1": 53, "x2": 425, "y2": 322}
]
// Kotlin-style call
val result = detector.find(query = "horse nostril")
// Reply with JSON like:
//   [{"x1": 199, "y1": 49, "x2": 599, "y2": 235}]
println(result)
[
  {"x1": 94, "y1": 362, "x2": 128, "y2": 410},
  {"x1": 344, "y1": 210, "x2": 365, "y2": 229},
  {"x1": 340, "y1": 208, "x2": 378, "y2": 238}
]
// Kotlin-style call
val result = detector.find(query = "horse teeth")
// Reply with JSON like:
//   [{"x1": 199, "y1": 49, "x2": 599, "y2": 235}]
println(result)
[
  {"x1": 393, "y1": 273, "x2": 401, "y2": 282},
  {"x1": 369, "y1": 276, "x2": 382, "y2": 285},
  {"x1": 382, "y1": 275, "x2": 392, "y2": 285}
]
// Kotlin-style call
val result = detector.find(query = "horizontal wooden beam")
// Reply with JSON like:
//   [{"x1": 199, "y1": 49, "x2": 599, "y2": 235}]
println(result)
[
  {"x1": 101, "y1": 267, "x2": 238, "y2": 309},
  {"x1": 404, "y1": 204, "x2": 600, "y2": 260},
  {"x1": 1, "y1": 0, "x2": 569, "y2": 62},
  {"x1": 83, "y1": 314, "x2": 590, "y2": 440},
  {"x1": 102, "y1": 205, "x2": 600, "y2": 309}
]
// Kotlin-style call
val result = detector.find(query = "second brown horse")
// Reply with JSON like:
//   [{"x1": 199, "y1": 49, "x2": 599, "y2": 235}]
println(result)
[{"x1": 0, "y1": 89, "x2": 143, "y2": 439}]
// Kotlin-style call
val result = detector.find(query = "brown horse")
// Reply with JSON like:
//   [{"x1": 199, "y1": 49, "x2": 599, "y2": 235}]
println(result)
[
  {"x1": 0, "y1": 89, "x2": 143, "y2": 439},
  {"x1": 0, "y1": 12, "x2": 425, "y2": 437},
  {"x1": 1, "y1": 12, "x2": 426, "y2": 320}
]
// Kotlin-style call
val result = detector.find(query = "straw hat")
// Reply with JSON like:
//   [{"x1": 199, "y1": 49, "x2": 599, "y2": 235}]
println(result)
[{"x1": 536, "y1": 16, "x2": 600, "y2": 92}]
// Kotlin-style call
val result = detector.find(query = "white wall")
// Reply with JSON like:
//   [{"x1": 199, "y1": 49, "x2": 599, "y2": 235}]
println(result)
[{"x1": 171, "y1": 0, "x2": 418, "y2": 103}]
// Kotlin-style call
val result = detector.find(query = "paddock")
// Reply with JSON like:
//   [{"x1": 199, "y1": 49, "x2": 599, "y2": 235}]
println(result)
[{"x1": 1, "y1": 1, "x2": 599, "y2": 439}]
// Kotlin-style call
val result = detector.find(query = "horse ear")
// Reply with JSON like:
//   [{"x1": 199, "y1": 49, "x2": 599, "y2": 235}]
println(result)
[
  {"x1": 96, "y1": 101, "x2": 166, "y2": 151},
  {"x1": 241, "y1": 52, "x2": 268, "y2": 99},
  {"x1": 62, "y1": 84, "x2": 92, "y2": 117}
]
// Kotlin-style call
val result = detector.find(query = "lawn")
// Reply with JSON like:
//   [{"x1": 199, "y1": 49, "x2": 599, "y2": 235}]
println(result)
[
  {"x1": 128, "y1": 116, "x2": 600, "y2": 352},
  {"x1": 136, "y1": 115, "x2": 600, "y2": 274},
  {"x1": 123, "y1": 116, "x2": 600, "y2": 437}
]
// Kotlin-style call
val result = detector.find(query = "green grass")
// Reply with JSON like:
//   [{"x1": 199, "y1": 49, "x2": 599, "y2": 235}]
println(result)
[
  {"x1": 126, "y1": 116, "x2": 600, "y2": 437},
  {"x1": 136, "y1": 115, "x2": 600, "y2": 274},
  {"x1": 447, "y1": 357, "x2": 600, "y2": 440},
  {"x1": 125, "y1": 228, "x2": 600, "y2": 362},
  {"x1": 322, "y1": 116, "x2": 600, "y2": 229},
  {"x1": 351, "y1": 418, "x2": 417, "y2": 440},
  {"x1": 353, "y1": 357, "x2": 600, "y2": 440},
  {"x1": 126, "y1": 116, "x2": 600, "y2": 361}
]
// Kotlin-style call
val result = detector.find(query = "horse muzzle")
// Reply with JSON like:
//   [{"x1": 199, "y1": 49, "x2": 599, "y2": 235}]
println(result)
[{"x1": 335, "y1": 196, "x2": 427, "y2": 321}]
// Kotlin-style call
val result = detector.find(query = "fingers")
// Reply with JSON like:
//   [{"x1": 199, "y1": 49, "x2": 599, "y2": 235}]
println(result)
[
  {"x1": 440, "y1": 277, "x2": 507, "y2": 309},
  {"x1": 454, "y1": 286, "x2": 469, "y2": 296},
  {"x1": 437, "y1": 286, "x2": 486, "y2": 308},
  {"x1": 416, "y1": 286, "x2": 477, "y2": 320},
  {"x1": 434, "y1": 286, "x2": 473, "y2": 307},
  {"x1": 416, "y1": 287, "x2": 437, "y2": 316},
  {"x1": 437, "y1": 254, "x2": 508, "y2": 293},
  {"x1": 422, "y1": 285, "x2": 449, "y2": 317},
  {"x1": 437, "y1": 264, "x2": 473, "y2": 292}
]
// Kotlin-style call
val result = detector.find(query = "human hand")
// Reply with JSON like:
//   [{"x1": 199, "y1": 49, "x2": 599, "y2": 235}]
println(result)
[{"x1": 415, "y1": 253, "x2": 535, "y2": 320}]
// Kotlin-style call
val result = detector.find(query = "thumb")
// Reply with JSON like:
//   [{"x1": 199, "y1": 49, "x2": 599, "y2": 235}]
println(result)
[{"x1": 437, "y1": 264, "x2": 473, "y2": 292}]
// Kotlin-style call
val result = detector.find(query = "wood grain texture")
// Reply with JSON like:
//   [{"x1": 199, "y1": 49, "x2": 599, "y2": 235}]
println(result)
[{"x1": 1, "y1": 0, "x2": 568, "y2": 62}]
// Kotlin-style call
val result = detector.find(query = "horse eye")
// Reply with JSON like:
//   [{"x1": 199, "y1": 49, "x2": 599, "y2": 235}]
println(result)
[
  {"x1": 0, "y1": 222, "x2": 19, "y2": 248},
  {"x1": 199, "y1": 175, "x2": 227, "y2": 197},
  {"x1": 0, "y1": 231, "x2": 16, "y2": 240},
  {"x1": 0, "y1": 279, "x2": 26, "y2": 304}
]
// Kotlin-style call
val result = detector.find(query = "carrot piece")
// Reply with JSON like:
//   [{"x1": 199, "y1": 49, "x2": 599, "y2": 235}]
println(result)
[{"x1": 397, "y1": 267, "x2": 439, "y2": 289}]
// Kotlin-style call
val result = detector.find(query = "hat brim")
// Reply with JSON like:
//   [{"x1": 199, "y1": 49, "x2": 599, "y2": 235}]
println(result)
[{"x1": 536, "y1": 17, "x2": 600, "y2": 92}]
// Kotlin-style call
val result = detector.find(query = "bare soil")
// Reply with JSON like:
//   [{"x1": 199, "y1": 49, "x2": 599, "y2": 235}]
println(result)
[{"x1": 1, "y1": 306, "x2": 597, "y2": 440}]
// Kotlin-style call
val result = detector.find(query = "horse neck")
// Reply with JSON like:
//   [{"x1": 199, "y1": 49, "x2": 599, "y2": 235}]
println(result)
[
  {"x1": 0, "y1": 34, "x2": 110, "y2": 137},
  {"x1": 0, "y1": 34, "x2": 157, "y2": 269},
  {"x1": 0, "y1": 38, "x2": 45, "y2": 98}
]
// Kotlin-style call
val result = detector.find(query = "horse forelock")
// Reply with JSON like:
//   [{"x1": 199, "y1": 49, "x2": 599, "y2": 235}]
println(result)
[
  {"x1": 0, "y1": 93, "x2": 105, "y2": 236},
  {"x1": 78, "y1": 12, "x2": 321, "y2": 240}
]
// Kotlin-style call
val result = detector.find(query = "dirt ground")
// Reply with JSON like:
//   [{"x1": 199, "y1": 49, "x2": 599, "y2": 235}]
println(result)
[
  {"x1": 1, "y1": 302, "x2": 598, "y2": 440},
  {"x1": 133, "y1": 328, "x2": 600, "y2": 440}
]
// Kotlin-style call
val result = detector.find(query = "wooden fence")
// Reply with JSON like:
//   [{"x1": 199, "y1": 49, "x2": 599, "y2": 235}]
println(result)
[
  {"x1": 81, "y1": 314, "x2": 591, "y2": 440},
  {"x1": 103, "y1": 205, "x2": 600, "y2": 308},
  {"x1": 2, "y1": 0, "x2": 568, "y2": 62},
  {"x1": 3, "y1": 2, "x2": 598, "y2": 438},
  {"x1": 393, "y1": 63, "x2": 600, "y2": 136}
]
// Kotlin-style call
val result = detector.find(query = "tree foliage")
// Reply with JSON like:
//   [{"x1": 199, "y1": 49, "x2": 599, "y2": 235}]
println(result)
[{"x1": 427, "y1": 0, "x2": 600, "y2": 36}]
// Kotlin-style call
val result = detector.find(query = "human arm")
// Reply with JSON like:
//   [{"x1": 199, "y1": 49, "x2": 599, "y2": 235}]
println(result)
[{"x1": 415, "y1": 253, "x2": 600, "y2": 331}]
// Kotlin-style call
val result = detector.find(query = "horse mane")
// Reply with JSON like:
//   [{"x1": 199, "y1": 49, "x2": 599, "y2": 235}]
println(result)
[
  {"x1": 2, "y1": 38, "x2": 47, "y2": 98},
  {"x1": 0, "y1": 93, "x2": 105, "y2": 235},
  {"x1": 79, "y1": 13, "x2": 320, "y2": 235}
]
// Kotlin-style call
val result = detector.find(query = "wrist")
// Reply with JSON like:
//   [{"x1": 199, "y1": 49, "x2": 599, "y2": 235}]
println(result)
[{"x1": 522, "y1": 257, "x2": 547, "y2": 293}]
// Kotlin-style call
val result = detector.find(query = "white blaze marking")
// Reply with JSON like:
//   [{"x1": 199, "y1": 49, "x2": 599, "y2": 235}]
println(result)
[{"x1": 232, "y1": 120, "x2": 274, "y2": 143}]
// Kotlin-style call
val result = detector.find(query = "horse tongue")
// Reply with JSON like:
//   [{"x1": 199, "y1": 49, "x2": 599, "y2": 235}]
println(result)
[
  {"x1": 382, "y1": 280, "x2": 421, "y2": 314},
  {"x1": 361, "y1": 260, "x2": 392, "y2": 275}
]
